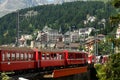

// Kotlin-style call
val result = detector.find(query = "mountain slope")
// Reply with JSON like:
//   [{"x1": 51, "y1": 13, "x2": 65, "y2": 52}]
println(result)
[
  {"x1": 0, "y1": 0, "x2": 49, "y2": 17},
  {"x1": 0, "y1": 0, "x2": 110, "y2": 17}
]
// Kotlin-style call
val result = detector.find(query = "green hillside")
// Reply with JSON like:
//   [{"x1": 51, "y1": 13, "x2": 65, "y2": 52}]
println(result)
[{"x1": 0, "y1": 1, "x2": 117, "y2": 45}]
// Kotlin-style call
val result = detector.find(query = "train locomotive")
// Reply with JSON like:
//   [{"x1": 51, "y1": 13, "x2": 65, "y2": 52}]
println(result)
[{"x1": 0, "y1": 47, "x2": 88, "y2": 74}]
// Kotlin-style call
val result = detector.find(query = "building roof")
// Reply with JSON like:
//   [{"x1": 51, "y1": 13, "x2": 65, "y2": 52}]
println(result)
[
  {"x1": 56, "y1": 42, "x2": 80, "y2": 49},
  {"x1": 56, "y1": 42, "x2": 65, "y2": 48},
  {"x1": 65, "y1": 43, "x2": 80, "y2": 48},
  {"x1": 85, "y1": 38, "x2": 100, "y2": 45}
]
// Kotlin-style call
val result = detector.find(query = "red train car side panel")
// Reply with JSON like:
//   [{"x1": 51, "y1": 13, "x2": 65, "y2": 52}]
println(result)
[
  {"x1": 0, "y1": 47, "x2": 36, "y2": 72},
  {"x1": 67, "y1": 52, "x2": 85, "y2": 65},
  {"x1": 67, "y1": 59, "x2": 84, "y2": 65},
  {"x1": 41, "y1": 60, "x2": 65, "y2": 67},
  {"x1": 0, "y1": 61, "x2": 35, "y2": 71}
]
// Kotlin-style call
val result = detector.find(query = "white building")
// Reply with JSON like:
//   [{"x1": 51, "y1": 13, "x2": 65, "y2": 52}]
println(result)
[
  {"x1": 35, "y1": 26, "x2": 62, "y2": 48},
  {"x1": 116, "y1": 24, "x2": 120, "y2": 38},
  {"x1": 79, "y1": 28, "x2": 93, "y2": 37}
]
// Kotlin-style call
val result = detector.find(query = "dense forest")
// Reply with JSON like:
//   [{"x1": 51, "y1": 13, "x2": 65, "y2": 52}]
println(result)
[{"x1": 0, "y1": 1, "x2": 117, "y2": 45}]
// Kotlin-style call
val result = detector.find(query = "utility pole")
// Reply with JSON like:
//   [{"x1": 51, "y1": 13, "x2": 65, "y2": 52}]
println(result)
[
  {"x1": 69, "y1": 26, "x2": 71, "y2": 50},
  {"x1": 16, "y1": 10, "x2": 20, "y2": 47},
  {"x1": 16, "y1": 10, "x2": 27, "y2": 47},
  {"x1": 94, "y1": 29, "x2": 99, "y2": 56}
]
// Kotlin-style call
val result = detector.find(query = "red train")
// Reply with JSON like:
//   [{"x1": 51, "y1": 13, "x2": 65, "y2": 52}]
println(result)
[
  {"x1": 88, "y1": 54, "x2": 109, "y2": 64},
  {"x1": 0, "y1": 47, "x2": 88, "y2": 73}
]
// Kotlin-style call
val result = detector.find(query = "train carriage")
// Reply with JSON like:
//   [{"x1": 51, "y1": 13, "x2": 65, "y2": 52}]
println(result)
[
  {"x1": 64, "y1": 50, "x2": 88, "y2": 66},
  {"x1": 38, "y1": 49, "x2": 66, "y2": 68},
  {"x1": 0, "y1": 47, "x2": 36, "y2": 72},
  {"x1": 0, "y1": 47, "x2": 89, "y2": 74}
]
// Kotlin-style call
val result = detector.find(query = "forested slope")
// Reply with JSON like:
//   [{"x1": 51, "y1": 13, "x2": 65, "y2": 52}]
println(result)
[{"x1": 0, "y1": 1, "x2": 117, "y2": 45}]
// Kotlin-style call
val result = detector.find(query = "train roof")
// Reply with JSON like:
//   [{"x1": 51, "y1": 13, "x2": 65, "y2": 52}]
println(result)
[
  {"x1": 0, "y1": 46, "x2": 33, "y2": 51},
  {"x1": 0, "y1": 46, "x2": 88, "y2": 54},
  {"x1": 39, "y1": 49, "x2": 88, "y2": 54}
]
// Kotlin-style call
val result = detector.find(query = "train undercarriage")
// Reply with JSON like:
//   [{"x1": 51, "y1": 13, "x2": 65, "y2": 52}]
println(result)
[{"x1": 0, "y1": 64, "x2": 88, "y2": 80}]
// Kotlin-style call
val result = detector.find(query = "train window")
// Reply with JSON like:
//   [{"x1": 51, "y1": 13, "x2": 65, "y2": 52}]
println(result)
[
  {"x1": 75, "y1": 54, "x2": 79, "y2": 59},
  {"x1": 11, "y1": 53, "x2": 15, "y2": 61},
  {"x1": 53, "y1": 54, "x2": 57, "y2": 59},
  {"x1": 28, "y1": 54, "x2": 31, "y2": 60},
  {"x1": 16, "y1": 53, "x2": 20, "y2": 60},
  {"x1": 2, "y1": 53, "x2": 5, "y2": 61},
  {"x1": 24, "y1": 53, "x2": 27, "y2": 60},
  {"x1": 56, "y1": 53, "x2": 61, "y2": 60},
  {"x1": 6, "y1": 53, "x2": 10, "y2": 61},
  {"x1": 59, "y1": 54, "x2": 62, "y2": 59},
  {"x1": 68, "y1": 53, "x2": 74, "y2": 59},
  {"x1": 42, "y1": 54, "x2": 45, "y2": 60},
  {"x1": 56, "y1": 54, "x2": 58, "y2": 59},
  {"x1": 68, "y1": 54, "x2": 71, "y2": 59},
  {"x1": 26, "y1": 53, "x2": 29, "y2": 60},
  {"x1": 21, "y1": 53, "x2": 24, "y2": 60},
  {"x1": 31, "y1": 54, "x2": 33, "y2": 60},
  {"x1": 50, "y1": 54, "x2": 54, "y2": 59},
  {"x1": 76, "y1": 53, "x2": 81, "y2": 59},
  {"x1": 46, "y1": 54, "x2": 50, "y2": 60}
]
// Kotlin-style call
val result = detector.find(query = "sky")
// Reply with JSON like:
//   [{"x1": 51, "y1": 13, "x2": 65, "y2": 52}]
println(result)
[{"x1": 47, "y1": 0, "x2": 54, "y2": 1}]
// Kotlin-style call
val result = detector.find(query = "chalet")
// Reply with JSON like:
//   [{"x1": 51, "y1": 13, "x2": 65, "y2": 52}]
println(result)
[
  {"x1": 79, "y1": 28, "x2": 93, "y2": 37},
  {"x1": 85, "y1": 37, "x2": 100, "y2": 54}
]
